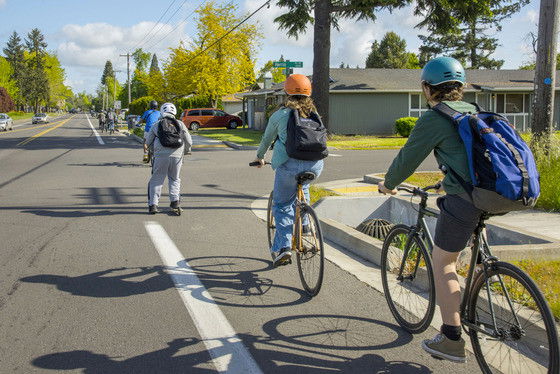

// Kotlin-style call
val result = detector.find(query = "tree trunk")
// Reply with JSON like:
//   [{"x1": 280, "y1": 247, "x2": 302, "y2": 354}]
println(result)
[
  {"x1": 532, "y1": 0, "x2": 560, "y2": 138},
  {"x1": 312, "y1": 0, "x2": 332, "y2": 130}
]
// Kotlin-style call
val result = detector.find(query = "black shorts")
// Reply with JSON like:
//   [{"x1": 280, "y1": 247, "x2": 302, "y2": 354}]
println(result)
[{"x1": 434, "y1": 194, "x2": 483, "y2": 253}]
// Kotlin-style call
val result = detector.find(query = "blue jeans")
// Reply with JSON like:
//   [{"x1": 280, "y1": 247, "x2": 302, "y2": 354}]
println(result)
[{"x1": 271, "y1": 158, "x2": 324, "y2": 253}]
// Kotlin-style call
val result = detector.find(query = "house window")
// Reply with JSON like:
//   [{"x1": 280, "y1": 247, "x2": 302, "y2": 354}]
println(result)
[
  {"x1": 409, "y1": 94, "x2": 428, "y2": 118},
  {"x1": 505, "y1": 94, "x2": 524, "y2": 113}
]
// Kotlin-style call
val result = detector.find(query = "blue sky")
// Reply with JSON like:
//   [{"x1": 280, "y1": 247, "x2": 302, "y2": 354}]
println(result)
[{"x1": 0, "y1": 0, "x2": 542, "y2": 94}]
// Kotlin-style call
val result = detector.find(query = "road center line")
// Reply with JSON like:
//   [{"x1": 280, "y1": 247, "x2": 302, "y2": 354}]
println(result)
[
  {"x1": 85, "y1": 114, "x2": 105, "y2": 145},
  {"x1": 144, "y1": 221, "x2": 263, "y2": 374},
  {"x1": 17, "y1": 116, "x2": 74, "y2": 146}
]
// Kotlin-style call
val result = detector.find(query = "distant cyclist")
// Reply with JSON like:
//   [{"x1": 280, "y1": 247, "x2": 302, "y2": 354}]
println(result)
[
  {"x1": 141, "y1": 100, "x2": 161, "y2": 159},
  {"x1": 379, "y1": 57, "x2": 480, "y2": 363},
  {"x1": 253, "y1": 74, "x2": 325, "y2": 267}
]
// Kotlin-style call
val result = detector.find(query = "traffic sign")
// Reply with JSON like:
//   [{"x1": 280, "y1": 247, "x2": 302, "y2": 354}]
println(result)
[
  {"x1": 273, "y1": 61, "x2": 303, "y2": 68},
  {"x1": 114, "y1": 100, "x2": 121, "y2": 110}
]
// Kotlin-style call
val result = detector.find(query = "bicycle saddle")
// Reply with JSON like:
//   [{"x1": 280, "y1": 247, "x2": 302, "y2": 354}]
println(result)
[{"x1": 296, "y1": 172, "x2": 316, "y2": 184}]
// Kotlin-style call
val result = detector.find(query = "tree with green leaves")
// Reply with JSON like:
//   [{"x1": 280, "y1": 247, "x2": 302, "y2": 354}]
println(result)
[
  {"x1": 3, "y1": 31, "x2": 26, "y2": 108},
  {"x1": 274, "y1": 0, "x2": 408, "y2": 129},
  {"x1": 23, "y1": 28, "x2": 50, "y2": 112},
  {"x1": 416, "y1": 0, "x2": 529, "y2": 69},
  {"x1": 45, "y1": 53, "x2": 72, "y2": 109},
  {"x1": 365, "y1": 32, "x2": 420, "y2": 69},
  {"x1": 133, "y1": 48, "x2": 151, "y2": 73},
  {"x1": 149, "y1": 54, "x2": 161, "y2": 75},
  {"x1": 519, "y1": 53, "x2": 560, "y2": 70},
  {"x1": 101, "y1": 60, "x2": 115, "y2": 86},
  {"x1": 257, "y1": 60, "x2": 286, "y2": 83}
]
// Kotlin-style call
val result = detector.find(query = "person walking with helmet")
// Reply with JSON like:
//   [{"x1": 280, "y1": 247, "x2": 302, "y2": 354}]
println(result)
[
  {"x1": 145, "y1": 102, "x2": 192, "y2": 215},
  {"x1": 253, "y1": 74, "x2": 327, "y2": 267},
  {"x1": 141, "y1": 100, "x2": 161, "y2": 162},
  {"x1": 378, "y1": 57, "x2": 481, "y2": 363}
]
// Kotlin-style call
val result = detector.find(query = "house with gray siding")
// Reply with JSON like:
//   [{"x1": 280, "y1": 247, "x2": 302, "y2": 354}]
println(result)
[{"x1": 240, "y1": 68, "x2": 559, "y2": 134}]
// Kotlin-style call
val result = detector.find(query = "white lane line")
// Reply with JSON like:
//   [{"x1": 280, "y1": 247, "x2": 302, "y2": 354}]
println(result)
[
  {"x1": 85, "y1": 114, "x2": 105, "y2": 145},
  {"x1": 144, "y1": 221, "x2": 263, "y2": 374},
  {"x1": 329, "y1": 154, "x2": 342, "y2": 157}
]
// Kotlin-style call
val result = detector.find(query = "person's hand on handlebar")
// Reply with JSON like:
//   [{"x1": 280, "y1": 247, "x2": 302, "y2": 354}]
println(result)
[
  {"x1": 378, "y1": 181, "x2": 397, "y2": 195},
  {"x1": 252, "y1": 158, "x2": 265, "y2": 168}
]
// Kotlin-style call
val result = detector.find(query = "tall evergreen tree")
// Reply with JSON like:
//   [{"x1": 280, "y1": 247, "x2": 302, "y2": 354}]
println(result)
[
  {"x1": 132, "y1": 48, "x2": 151, "y2": 73},
  {"x1": 149, "y1": 54, "x2": 160, "y2": 75},
  {"x1": 101, "y1": 60, "x2": 115, "y2": 86},
  {"x1": 365, "y1": 32, "x2": 420, "y2": 69},
  {"x1": 3, "y1": 31, "x2": 26, "y2": 108},
  {"x1": 24, "y1": 28, "x2": 49, "y2": 112},
  {"x1": 416, "y1": 0, "x2": 529, "y2": 69}
]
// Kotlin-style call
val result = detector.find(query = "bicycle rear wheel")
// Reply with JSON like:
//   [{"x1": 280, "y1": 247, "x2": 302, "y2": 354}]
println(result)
[
  {"x1": 467, "y1": 261, "x2": 559, "y2": 374},
  {"x1": 267, "y1": 191, "x2": 275, "y2": 249},
  {"x1": 381, "y1": 224, "x2": 436, "y2": 333},
  {"x1": 295, "y1": 203, "x2": 324, "y2": 297}
]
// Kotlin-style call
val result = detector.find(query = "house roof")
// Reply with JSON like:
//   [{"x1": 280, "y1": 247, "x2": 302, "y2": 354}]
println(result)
[
  {"x1": 329, "y1": 68, "x2": 555, "y2": 92},
  {"x1": 238, "y1": 68, "x2": 556, "y2": 97}
]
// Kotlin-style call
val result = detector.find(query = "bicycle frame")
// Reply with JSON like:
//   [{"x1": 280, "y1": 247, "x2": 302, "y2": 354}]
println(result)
[
  {"x1": 400, "y1": 191, "x2": 523, "y2": 341},
  {"x1": 292, "y1": 184, "x2": 306, "y2": 253}
]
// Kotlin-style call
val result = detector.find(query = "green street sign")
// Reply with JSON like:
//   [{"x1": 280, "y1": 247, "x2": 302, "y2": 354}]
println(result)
[{"x1": 273, "y1": 61, "x2": 303, "y2": 68}]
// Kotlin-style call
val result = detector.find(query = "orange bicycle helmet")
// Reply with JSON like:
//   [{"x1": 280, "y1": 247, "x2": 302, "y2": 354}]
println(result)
[{"x1": 284, "y1": 74, "x2": 312, "y2": 96}]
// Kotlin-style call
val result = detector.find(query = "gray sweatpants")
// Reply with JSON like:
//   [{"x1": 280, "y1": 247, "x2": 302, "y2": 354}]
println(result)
[{"x1": 148, "y1": 156, "x2": 183, "y2": 206}]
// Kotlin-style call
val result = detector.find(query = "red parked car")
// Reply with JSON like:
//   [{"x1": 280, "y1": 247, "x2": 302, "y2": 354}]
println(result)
[{"x1": 180, "y1": 108, "x2": 243, "y2": 131}]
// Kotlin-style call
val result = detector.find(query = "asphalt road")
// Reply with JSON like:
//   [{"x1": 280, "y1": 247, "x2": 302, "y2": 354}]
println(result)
[{"x1": 0, "y1": 114, "x2": 482, "y2": 373}]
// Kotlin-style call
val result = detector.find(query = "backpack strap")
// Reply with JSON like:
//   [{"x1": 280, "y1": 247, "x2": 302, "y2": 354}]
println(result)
[{"x1": 431, "y1": 102, "x2": 464, "y2": 123}]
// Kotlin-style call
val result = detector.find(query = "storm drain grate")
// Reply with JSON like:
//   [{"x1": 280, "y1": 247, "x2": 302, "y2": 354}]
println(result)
[{"x1": 356, "y1": 219, "x2": 394, "y2": 240}]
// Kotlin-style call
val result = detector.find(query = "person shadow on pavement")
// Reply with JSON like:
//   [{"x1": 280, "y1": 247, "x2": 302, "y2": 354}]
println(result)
[{"x1": 20, "y1": 266, "x2": 174, "y2": 298}]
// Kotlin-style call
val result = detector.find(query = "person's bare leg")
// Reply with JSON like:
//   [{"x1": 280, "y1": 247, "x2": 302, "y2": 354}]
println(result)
[{"x1": 432, "y1": 246, "x2": 461, "y2": 326}]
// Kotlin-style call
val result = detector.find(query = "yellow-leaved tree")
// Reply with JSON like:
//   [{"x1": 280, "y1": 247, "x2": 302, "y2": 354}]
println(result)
[
  {"x1": 44, "y1": 53, "x2": 73, "y2": 109},
  {"x1": 165, "y1": 2, "x2": 261, "y2": 106}
]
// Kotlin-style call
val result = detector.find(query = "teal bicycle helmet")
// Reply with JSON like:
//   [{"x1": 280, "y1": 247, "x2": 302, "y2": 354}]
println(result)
[{"x1": 421, "y1": 57, "x2": 465, "y2": 86}]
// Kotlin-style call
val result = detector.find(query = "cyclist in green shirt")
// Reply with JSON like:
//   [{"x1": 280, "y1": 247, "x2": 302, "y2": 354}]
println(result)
[{"x1": 379, "y1": 57, "x2": 483, "y2": 363}]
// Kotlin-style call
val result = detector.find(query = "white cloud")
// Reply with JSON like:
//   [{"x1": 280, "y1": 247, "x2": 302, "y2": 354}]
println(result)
[
  {"x1": 331, "y1": 19, "x2": 385, "y2": 67},
  {"x1": 58, "y1": 21, "x2": 192, "y2": 92},
  {"x1": 526, "y1": 10, "x2": 538, "y2": 24}
]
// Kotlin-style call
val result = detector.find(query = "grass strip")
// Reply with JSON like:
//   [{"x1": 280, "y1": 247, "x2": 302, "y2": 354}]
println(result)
[{"x1": 309, "y1": 186, "x2": 339, "y2": 205}]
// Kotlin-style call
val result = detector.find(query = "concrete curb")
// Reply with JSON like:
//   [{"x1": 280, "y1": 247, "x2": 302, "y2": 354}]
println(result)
[{"x1": 222, "y1": 140, "x2": 258, "y2": 150}]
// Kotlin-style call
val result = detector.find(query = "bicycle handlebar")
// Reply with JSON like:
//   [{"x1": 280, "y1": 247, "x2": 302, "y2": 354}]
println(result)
[
  {"x1": 249, "y1": 161, "x2": 271, "y2": 167},
  {"x1": 396, "y1": 182, "x2": 442, "y2": 196}
]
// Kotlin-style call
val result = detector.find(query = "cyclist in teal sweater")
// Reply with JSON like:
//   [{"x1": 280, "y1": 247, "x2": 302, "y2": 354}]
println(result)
[{"x1": 379, "y1": 57, "x2": 482, "y2": 363}]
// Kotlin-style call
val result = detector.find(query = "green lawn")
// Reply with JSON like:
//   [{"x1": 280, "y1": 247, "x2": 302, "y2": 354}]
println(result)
[
  {"x1": 7, "y1": 112, "x2": 34, "y2": 121},
  {"x1": 198, "y1": 128, "x2": 263, "y2": 146},
  {"x1": 197, "y1": 129, "x2": 408, "y2": 149},
  {"x1": 327, "y1": 135, "x2": 407, "y2": 150},
  {"x1": 376, "y1": 171, "x2": 443, "y2": 189},
  {"x1": 309, "y1": 185, "x2": 339, "y2": 205}
]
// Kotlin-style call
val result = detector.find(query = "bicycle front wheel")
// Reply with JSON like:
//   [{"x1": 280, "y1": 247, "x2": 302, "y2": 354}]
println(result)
[
  {"x1": 381, "y1": 224, "x2": 436, "y2": 333},
  {"x1": 295, "y1": 203, "x2": 324, "y2": 297},
  {"x1": 267, "y1": 191, "x2": 275, "y2": 249},
  {"x1": 467, "y1": 261, "x2": 559, "y2": 374}
]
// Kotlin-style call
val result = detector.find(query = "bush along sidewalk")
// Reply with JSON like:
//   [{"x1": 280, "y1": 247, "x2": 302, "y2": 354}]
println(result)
[
  {"x1": 532, "y1": 136, "x2": 560, "y2": 212},
  {"x1": 394, "y1": 117, "x2": 418, "y2": 137}
]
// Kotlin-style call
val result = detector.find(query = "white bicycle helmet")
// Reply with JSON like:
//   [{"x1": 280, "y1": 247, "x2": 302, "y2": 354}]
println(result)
[{"x1": 160, "y1": 102, "x2": 177, "y2": 116}]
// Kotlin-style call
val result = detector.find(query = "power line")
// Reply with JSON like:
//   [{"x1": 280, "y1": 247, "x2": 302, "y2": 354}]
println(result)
[
  {"x1": 180, "y1": 0, "x2": 271, "y2": 66},
  {"x1": 130, "y1": 0, "x2": 178, "y2": 52},
  {"x1": 141, "y1": 0, "x2": 190, "y2": 49},
  {"x1": 143, "y1": 0, "x2": 202, "y2": 51}
]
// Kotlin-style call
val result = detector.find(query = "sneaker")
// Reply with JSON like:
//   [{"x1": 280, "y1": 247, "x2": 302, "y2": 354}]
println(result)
[
  {"x1": 170, "y1": 200, "x2": 180, "y2": 209},
  {"x1": 271, "y1": 248, "x2": 292, "y2": 267},
  {"x1": 148, "y1": 205, "x2": 159, "y2": 214},
  {"x1": 422, "y1": 333, "x2": 466, "y2": 363}
]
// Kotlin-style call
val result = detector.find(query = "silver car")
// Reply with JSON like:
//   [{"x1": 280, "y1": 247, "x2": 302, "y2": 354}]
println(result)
[
  {"x1": 32, "y1": 113, "x2": 49, "y2": 124},
  {"x1": 0, "y1": 113, "x2": 13, "y2": 131}
]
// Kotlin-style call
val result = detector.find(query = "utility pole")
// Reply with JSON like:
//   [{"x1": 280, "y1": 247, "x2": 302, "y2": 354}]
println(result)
[
  {"x1": 120, "y1": 53, "x2": 132, "y2": 107},
  {"x1": 531, "y1": 0, "x2": 560, "y2": 136}
]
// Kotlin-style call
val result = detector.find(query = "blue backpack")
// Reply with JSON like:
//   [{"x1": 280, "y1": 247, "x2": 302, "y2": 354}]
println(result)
[{"x1": 433, "y1": 103, "x2": 540, "y2": 214}]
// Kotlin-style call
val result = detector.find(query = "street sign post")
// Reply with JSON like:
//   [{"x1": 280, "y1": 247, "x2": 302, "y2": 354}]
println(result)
[{"x1": 273, "y1": 60, "x2": 303, "y2": 78}]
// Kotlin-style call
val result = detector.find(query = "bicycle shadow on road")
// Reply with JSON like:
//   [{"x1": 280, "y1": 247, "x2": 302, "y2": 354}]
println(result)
[
  {"x1": 19, "y1": 266, "x2": 174, "y2": 298},
  {"x1": 31, "y1": 328, "x2": 429, "y2": 373}
]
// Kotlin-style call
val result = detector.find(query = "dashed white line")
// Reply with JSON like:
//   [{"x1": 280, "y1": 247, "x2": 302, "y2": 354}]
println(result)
[
  {"x1": 144, "y1": 221, "x2": 263, "y2": 374},
  {"x1": 85, "y1": 114, "x2": 105, "y2": 145}
]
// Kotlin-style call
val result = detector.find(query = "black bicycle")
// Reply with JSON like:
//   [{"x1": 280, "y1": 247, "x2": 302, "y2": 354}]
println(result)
[
  {"x1": 380, "y1": 184, "x2": 559, "y2": 373},
  {"x1": 251, "y1": 162, "x2": 325, "y2": 296}
]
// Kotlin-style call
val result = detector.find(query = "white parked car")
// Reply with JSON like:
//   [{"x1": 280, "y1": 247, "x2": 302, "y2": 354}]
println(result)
[
  {"x1": 0, "y1": 113, "x2": 13, "y2": 131},
  {"x1": 32, "y1": 113, "x2": 49, "y2": 124}
]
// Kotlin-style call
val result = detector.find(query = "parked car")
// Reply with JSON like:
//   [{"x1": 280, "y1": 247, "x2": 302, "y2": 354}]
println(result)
[
  {"x1": 0, "y1": 113, "x2": 13, "y2": 131},
  {"x1": 32, "y1": 113, "x2": 49, "y2": 124},
  {"x1": 180, "y1": 108, "x2": 243, "y2": 131}
]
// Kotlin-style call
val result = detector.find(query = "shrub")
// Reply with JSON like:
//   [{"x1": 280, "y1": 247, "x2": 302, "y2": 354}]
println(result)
[
  {"x1": 132, "y1": 127, "x2": 144, "y2": 138},
  {"x1": 0, "y1": 87, "x2": 15, "y2": 112},
  {"x1": 129, "y1": 96, "x2": 155, "y2": 115},
  {"x1": 175, "y1": 95, "x2": 223, "y2": 114},
  {"x1": 531, "y1": 136, "x2": 560, "y2": 211},
  {"x1": 395, "y1": 117, "x2": 418, "y2": 137}
]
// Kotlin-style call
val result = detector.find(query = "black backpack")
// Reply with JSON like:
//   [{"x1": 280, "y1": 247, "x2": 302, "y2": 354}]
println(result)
[
  {"x1": 285, "y1": 109, "x2": 328, "y2": 161},
  {"x1": 157, "y1": 117, "x2": 183, "y2": 149}
]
